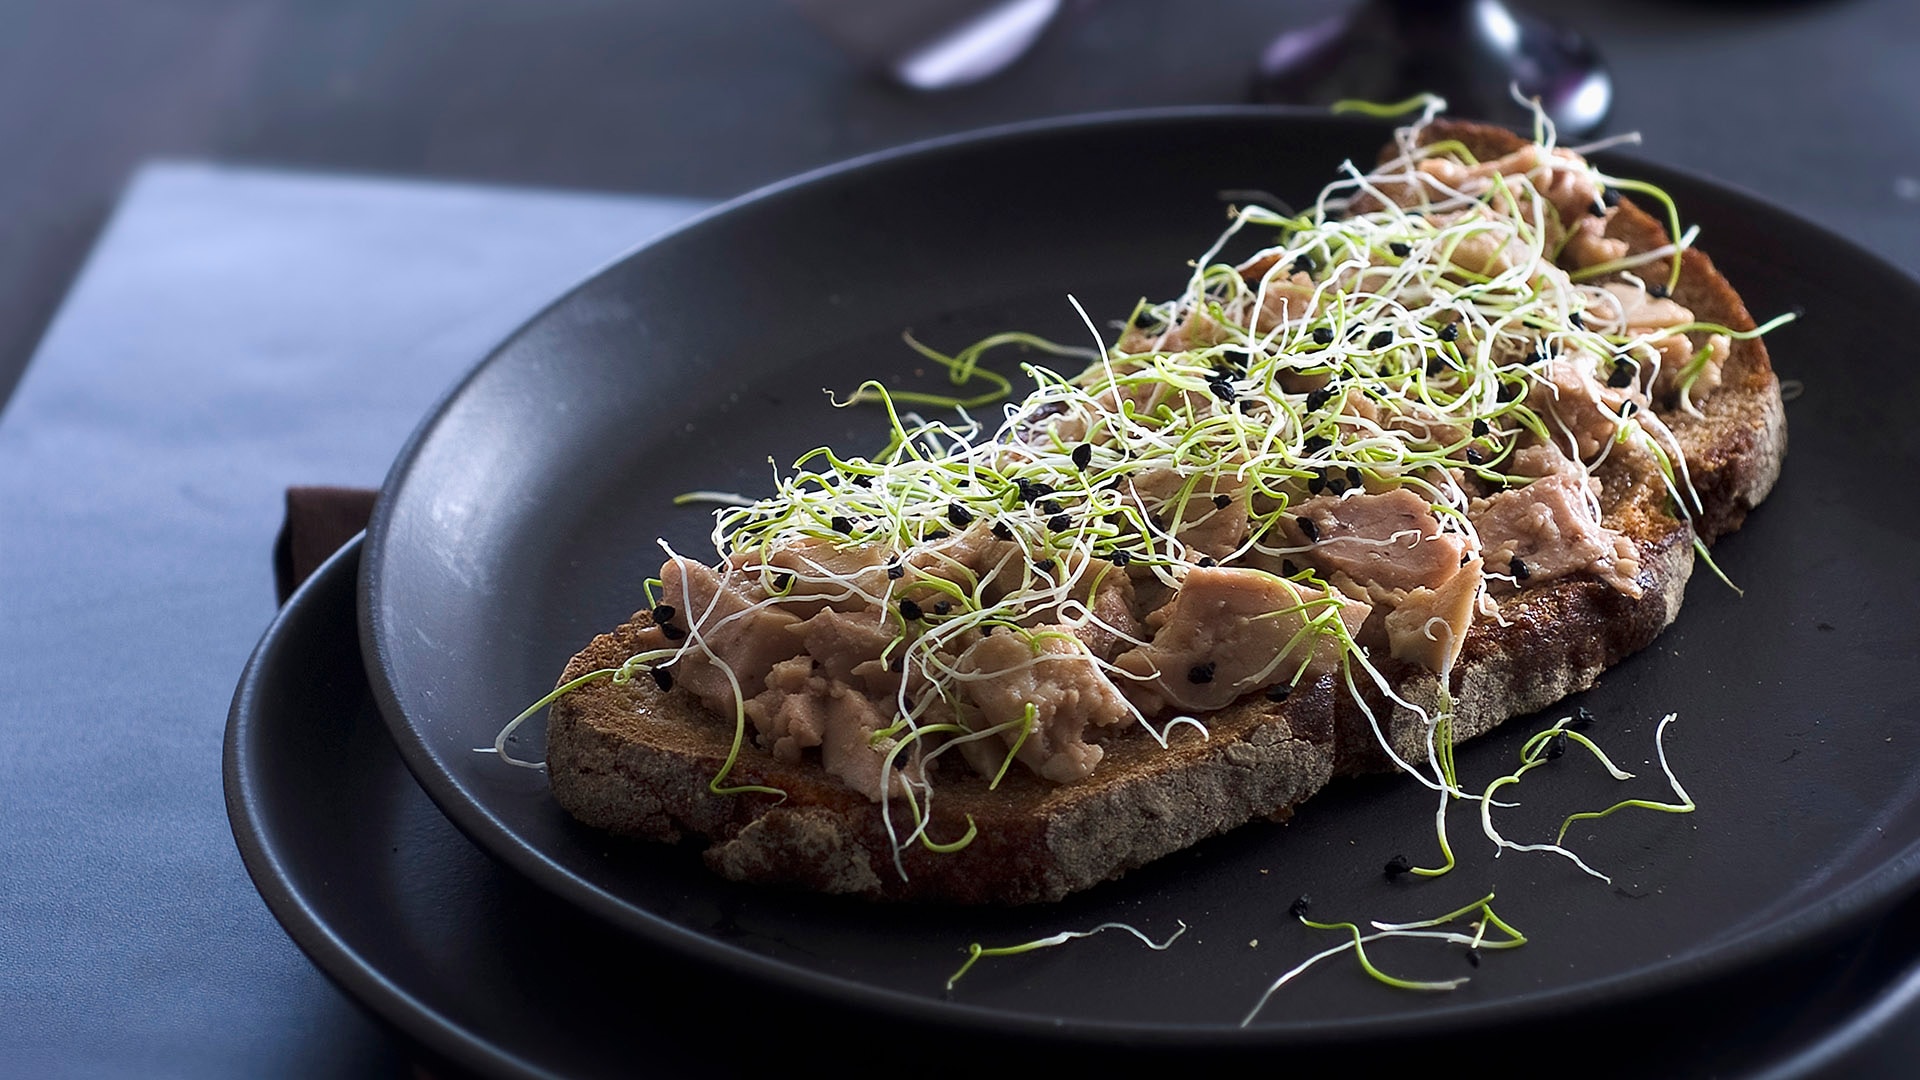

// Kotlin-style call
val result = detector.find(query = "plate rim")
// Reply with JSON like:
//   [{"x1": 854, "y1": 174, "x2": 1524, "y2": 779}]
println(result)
[
  {"x1": 225, "y1": 536, "x2": 556, "y2": 1080},
  {"x1": 357, "y1": 105, "x2": 1920, "y2": 1043}
]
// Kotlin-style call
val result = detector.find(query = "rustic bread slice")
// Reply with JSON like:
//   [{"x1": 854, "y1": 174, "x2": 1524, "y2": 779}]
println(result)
[
  {"x1": 551, "y1": 618, "x2": 1342, "y2": 903},
  {"x1": 545, "y1": 120, "x2": 1783, "y2": 904}
]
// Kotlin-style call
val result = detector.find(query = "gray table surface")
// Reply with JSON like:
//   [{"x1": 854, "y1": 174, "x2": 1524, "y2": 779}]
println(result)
[{"x1": 0, "y1": 162, "x2": 703, "y2": 1076}]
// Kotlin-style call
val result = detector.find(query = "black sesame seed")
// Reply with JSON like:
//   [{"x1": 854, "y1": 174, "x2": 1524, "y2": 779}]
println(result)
[
  {"x1": 1034, "y1": 559, "x2": 1055, "y2": 574},
  {"x1": 1572, "y1": 706, "x2": 1595, "y2": 730},
  {"x1": 1291, "y1": 254, "x2": 1316, "y2": 275},
  {"x1": 1209, "y1": 378, "x2": 1237, "y2": 403},
  {"x1": 1297, "y1": 517, "x2": 1320, "y2": 543},
  {"x1": 1608, "y1": 360, "x2": 1635, "y2": 389},
  {"x1": 1369, "y1": 331, "x2": 1393, "y2": 350},
  {"x1": 1213, "y1": 493, "x2": 1232, "y2": 510},
  {"x1": 660, "y1": 623, "x2": 687, "y2": 642},
  {"x1": 898, "y1": 599, "x2": 923, "y2": 621},
  {"x1": 1390, "y1": 241, "x2": 1411, "y2": 257},
  {"x1": 1071, "y1": 443, "x2": 1093, "y2": 470},
  {"x1": 1620, "y1": 400, "x2": 1639, "y2": 417},
  {"x1": 1648, "y1": 282, "x2": 1670, "y2": 299},
  {"x1": 1439, "y1": 322, "x2": 1461, "y2": 342},
  {"x1": 1569, "y1": 311, "x2": 1585, "y2": 329},
  {"x1": 948, "y1": 502, "x2": 973, "y2": 527},
  {"x1": 1346, "y1": 466, "x2": 1362, "y2": 487},
  {"x1": 1307, "y1": 475, "x2": 1326, "y2": 495},
  {"x1": 927, "y1": 529, "x2": 950, "y2": 541},
  {"x1": 1188, "y1": 661, "x2": 1216, "y2": 684},
  {"x1": 830, "y1": 515, "x2": 852, "y2": 534},
  {"x1": 771, "y1": 571, "x2": 792, "y2": 590},
  {"x1": 850, "y1": 475, "x2": 873, "y2": 488},
  {"x1": 1267, "y1": 683, "x2": 1294, "y2": 703},
  {"x1": 1015, "y1": 478, "x2": 1039, "y2": 502},
  {"x1": 1197, "y1": 556, "x2": 1217, "y2": 567},
  {"x1": 1304, "y1": 435, "x2": 1331, "y2": 455},
  {"x1": 1109, "y1": 550, "x2": 1132, "y2": 567},
  {"x1": 650, "y1": 666, "x2": 674, "y2": 692},
  {"x1": 991, "y1": 521, "x2": 1014, "y2": 541},
  {"x1": 1426, "y1": 356, "x2": 1447, "y2": 377},
  {"x1": 1546, "y1": 732, "x2": 1567, "y2": 760},
  {"x1": 1466, "y1": 949, "x2": 1482, "y2": 968},
  {"x1": 1587, "y1": 201, "x2": 1607, "y2": 218},
  {"x1": 1602, "y1": 186, "x2": 1621, "y2": 208},
  {"x1": 889, "y1": 656, "x2": 904, "y2": 673},
  {"x1": 933, "y1": 600, "x2": 952, "y2": 616},
  {"x1": 886, "y1": 561, "x2": 905, "y2": 580},
  {"x1": 1048, "y1": 513, "x2": 1072, "y2": 532},
  {"x1": 1130, "y1": 307, "x2": 1165, "y2": 329},
  {"x1": 1042, "y1": 499, "x2": 1064, "y2": 516},
  {"x1": 1324, "y1": 468, "x2": 1347, "y2": 496},
  {"x1": 1466, "y1": 448, "x2": 1485, "y2": 466},
  {"x1": 1305, "y1": 386, "x2": 1335, "y2": 411},
  {"x1": 1510, "y1": 556, "x2": 1531, "y2": 582},
  {"x1": 651, "y1": 604, "x2": 676, "y2": 625},
  {"x1": 1384, "y1": 855, "x2": 1412, "y2": 880},
  {"x1": 1288, "y1": 895, "x2": 1312, "y2": 919},
  {"x1": 1312, "y1": 326, "x2": 1335, "y2": 346},
  {"x1": 1472, "y1": 418, "x2": 1490, "y2": 437}
]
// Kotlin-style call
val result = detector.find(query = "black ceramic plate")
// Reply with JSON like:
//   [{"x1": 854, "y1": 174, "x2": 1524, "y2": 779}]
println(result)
[
  {"x1": 360, "y1": 109, "x2": 1920, "y2": 1040},
  {"x1": 238, "y1": 538, "x2": 1920, "y2": 1078}
]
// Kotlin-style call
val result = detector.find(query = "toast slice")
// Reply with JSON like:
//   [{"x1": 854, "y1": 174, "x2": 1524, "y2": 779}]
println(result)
[{"x1": 545, "y1": 119, "x2": 1784, "y2": 904}]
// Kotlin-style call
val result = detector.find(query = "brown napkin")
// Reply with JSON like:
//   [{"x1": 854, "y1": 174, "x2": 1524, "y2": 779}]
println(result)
[{"x1": 273, "y1": 485, "x2": 379, "y2": 603}]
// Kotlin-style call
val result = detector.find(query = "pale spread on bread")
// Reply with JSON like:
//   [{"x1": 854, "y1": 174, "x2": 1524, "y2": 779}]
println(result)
[
  {"x1": 526, "y1": 104, "x2": 1786, "y2": 909},
  {"x1": 622, "y1": 111, "x2": 1747, "y2": 807}
]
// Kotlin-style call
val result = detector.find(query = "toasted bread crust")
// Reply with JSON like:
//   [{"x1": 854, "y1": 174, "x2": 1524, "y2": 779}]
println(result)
[
  {"x1": 545, "y1": 121, "x2": 1783, "y2": 903},
  {"x1": 550, "y1": 622, "x2": 1340, "y2": 903}
]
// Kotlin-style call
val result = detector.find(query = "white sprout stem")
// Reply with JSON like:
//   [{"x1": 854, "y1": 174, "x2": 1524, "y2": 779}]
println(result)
[
  {"x1": 948, "y1": 920, "x2": 1188, "y2": 991},
  {"x1": 1652, "y1": 713, "x2": 1693, "y2": 805},
  {"x1": 1242, "y1": 927, "x2": 1481, "y2": 1026}
]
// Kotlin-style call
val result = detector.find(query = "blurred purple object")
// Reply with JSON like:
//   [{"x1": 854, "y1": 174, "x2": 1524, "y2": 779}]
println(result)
[
  {"x1": 788, "y1": 0, "x2": 1061, "y2": 90},
  {"x1": 1252, "y1": 0, "x2": 1611, "y2": 135}
]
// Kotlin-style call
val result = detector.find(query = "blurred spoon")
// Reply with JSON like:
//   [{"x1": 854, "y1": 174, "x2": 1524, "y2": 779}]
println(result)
[{"x1": 787, "y1": 0, "x2": 1062, "y2": 90}]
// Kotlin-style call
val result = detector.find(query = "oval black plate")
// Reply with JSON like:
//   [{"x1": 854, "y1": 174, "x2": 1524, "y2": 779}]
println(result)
[
  {"x1": 360, "y1": 108, "x2": 1920, "y2": 1040},
  {"x1": 241, "y1": 538, "x2": 1920, "y2": 1078}
]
